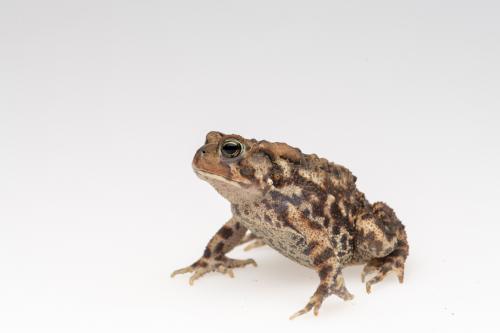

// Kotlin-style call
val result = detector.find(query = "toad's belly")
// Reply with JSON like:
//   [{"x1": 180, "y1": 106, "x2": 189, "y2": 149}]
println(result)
[{"x1": 239, "y1": 216, "x2": 313, "y2": 268}]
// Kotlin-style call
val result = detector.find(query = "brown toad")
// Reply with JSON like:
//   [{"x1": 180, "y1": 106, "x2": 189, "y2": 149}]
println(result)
[{"x1": 172, "y1": 131, "x2": 409, "y2": 319}]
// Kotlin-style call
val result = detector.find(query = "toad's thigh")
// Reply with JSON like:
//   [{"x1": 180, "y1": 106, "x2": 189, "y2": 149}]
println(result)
[{"x1": 355, "y1": 202, "x2": 400, "y2": 259}]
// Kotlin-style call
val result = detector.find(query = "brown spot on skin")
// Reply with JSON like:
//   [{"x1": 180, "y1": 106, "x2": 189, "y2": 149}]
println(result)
[
  {"x1": 360, "y1": 213, "x2": 371, "y2": 220},
  {"x1": 332, "y1": 224, "x2": 341, "y2": 236},
  {"x1": 214, "y1": 241, "x2": 224, "y2": 253},
  {"x1": 291, "y1": 173, "x2": 330, "y2": 221},
  {"x1": 262, "y1": 199, "x2": 272, "y2": 209},
  {"x1": 330, "y1": 202, "x2": 350, "y2": 228},
  {"x1": 244, "y1": 209, "x2": 250, "y2": 215},
  {"x1": 203, "y1": 247, "x2": 211, "y2": 258},
  {"x1": 297, "y1": 174, "x2": 325, "y2": 198},
  {"x1": 330, "y1": 201, "x2": 354, "y2": 238},
  {"x1": 319, "y1": 265, "x2": 333, "y2": 280},
  {"x1": 359, "y1": 230, "x2": 384, "y2": 254},
  {"x1": 264, "y1": 214, "x2": 272, "y2": 223},
  {"x1": 392, "y1": 248, "x2": 408, "y2": 258},
  {"x1": 295, "y1": 237, "x2": 306, "y2": 247},
  {"x1": 198, "y1": 261, "x2": 208, "y2": 268},
  {"x1": 304, "y1": 241, "x2": 318, "y2": 255},
  {"x1": 270, "y1": 190, "x2": 302, "y2": 206},
  {"x1": 314, "y1": 248, "x2": 334, "y2": 266},
  {"x1": 330, "y1": 237, "x2": 338, "y2": 249},
  {"x1": 307, "y1": 219, "x2": 323, "y2": 230},
  {"x1": 373, "y1": 241, "x2": 384, "y2": 254},
  {"x1": 340, "y1": 234, "x2": 348, "y2": 251},
  {"x1": 311, "y1": 201, "x2": 325, "y2": 219},
  {"x1": 330, "y1": 204, "x2": 343, "y2": 220},
  {"x1": 384, "y1": 256, "x2": 396, "y2": 263},
  {"x1": 218, "y1": 226, "x2": 233, "y2": 239},
  {"x1": 272, "y1": 201, "x2": 300, "y2": 233},
  {"x1": 235, "y1": 222, "x2": 240, "y2": 230},
  {"x1": 240, "y1": 165, "x2": 255, "y2": 179},
  {"x1": 269, "y1": 163, "x2": 285, "y2": 187}
]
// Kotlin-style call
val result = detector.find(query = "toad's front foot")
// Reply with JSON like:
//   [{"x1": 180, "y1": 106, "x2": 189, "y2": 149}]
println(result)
[
  {"x1": 289, "y1": 284, "x2": 354, "y2": 320},
  {"x1": 171, "y1": 256, "x2": 257, "y2": 285},
  {"x1": 289, "y1": 292, "x2": 325, "y2": 320}
]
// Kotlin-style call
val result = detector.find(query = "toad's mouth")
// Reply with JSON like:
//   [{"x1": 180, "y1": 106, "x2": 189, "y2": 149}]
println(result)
[{"x1": 193, "y1": 168, "x2": 246, "y2": 188}]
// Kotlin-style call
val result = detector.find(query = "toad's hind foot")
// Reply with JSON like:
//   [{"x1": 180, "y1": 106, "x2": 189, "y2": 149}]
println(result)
[
  {"x1": 361, "y1": 250, "x2": 406, "y2": 293},
  {"x1": 171, "y1": 257, "x2": 257, "y2": 285}
]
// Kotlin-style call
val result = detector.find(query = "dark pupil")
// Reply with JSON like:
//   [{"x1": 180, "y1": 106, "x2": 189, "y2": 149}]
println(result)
[{"x1": 222, "y1": 141, "x2": 241, "y2": 157}]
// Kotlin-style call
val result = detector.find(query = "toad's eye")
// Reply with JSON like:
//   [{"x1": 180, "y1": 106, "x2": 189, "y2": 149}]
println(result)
[{"x1": 220, "y1": 140, "x2": 243, "y2": 158}]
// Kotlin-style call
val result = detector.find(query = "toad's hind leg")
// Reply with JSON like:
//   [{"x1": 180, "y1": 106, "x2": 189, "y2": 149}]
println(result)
[{"x1": 356, "y1": 202, "x2": 409, "y2": 293}]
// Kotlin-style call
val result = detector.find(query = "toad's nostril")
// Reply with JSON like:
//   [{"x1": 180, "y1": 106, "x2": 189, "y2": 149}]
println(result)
[{"x1": 201, "y1": 150, "x2": 206, "y2": 154}]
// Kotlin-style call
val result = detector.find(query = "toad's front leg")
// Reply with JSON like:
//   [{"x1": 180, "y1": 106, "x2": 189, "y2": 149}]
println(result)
[{"x1": 171, "y1": 217, "x2": 257, "y2": 285}]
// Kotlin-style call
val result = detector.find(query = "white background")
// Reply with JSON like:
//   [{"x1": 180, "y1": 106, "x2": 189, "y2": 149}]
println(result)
[{"x1": 1, "y1": 1, "x2": 499, "y2": 332}]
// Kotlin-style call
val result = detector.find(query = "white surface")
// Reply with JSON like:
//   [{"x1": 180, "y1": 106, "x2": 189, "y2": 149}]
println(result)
[{"x1": 1, "y1": 1, "x2": 499, "y2": 332}]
